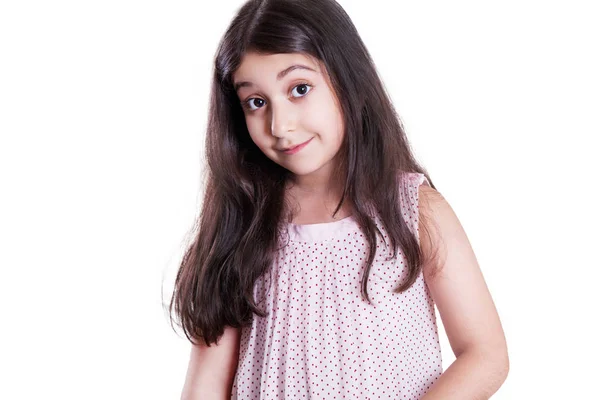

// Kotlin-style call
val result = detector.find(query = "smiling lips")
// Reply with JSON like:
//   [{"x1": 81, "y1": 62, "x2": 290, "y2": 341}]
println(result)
[{"x1": 280, "y1": 137, "x2": 313, "y2": 155}]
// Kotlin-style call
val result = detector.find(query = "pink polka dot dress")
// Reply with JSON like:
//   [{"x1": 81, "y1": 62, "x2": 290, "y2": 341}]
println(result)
[{"x1": 231, "y1": 172, "x2": 443, "y2": 399}]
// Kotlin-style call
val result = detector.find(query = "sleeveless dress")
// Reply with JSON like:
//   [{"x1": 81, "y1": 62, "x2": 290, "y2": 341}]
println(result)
[{"x1": 231, "y1": 172, "x2": 443, "y2": 399}]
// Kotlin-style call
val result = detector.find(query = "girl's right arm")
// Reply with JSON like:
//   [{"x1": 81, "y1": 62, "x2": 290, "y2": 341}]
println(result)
[{"x1": 180, "y1": 326, "x2": 242, "y2": 400}]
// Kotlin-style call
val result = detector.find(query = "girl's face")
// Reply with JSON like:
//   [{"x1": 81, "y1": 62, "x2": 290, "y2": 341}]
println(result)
[{"x1": 232, "y1": 52, "x2": 345, "y2": 183}]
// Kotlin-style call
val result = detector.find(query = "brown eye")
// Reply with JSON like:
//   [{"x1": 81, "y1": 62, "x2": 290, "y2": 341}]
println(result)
[
  {"x1": 244, "y1": 98, "x2": 265, "y2": 111},
  {"x1": 242, "y1": 83, "x2": 313, "y2": 112},
  {"x1": 291, "y1": 83, "x2": 312, "y2": 98}
]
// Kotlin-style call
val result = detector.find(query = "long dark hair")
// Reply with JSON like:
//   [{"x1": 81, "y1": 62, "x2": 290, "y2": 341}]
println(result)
[{"x1": 167, "y1": 0, "x2": 441, "y2": 347}]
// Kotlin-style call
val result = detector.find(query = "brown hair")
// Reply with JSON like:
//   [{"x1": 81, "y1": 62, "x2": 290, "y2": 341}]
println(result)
[{"x1": 166, "y1": 0, "x2": 441, "y2": 347}]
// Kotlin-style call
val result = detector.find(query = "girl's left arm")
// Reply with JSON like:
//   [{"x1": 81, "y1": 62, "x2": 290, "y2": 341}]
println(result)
[{"x1": 417, "y1": 184, "x2": 509, "y2": 400}]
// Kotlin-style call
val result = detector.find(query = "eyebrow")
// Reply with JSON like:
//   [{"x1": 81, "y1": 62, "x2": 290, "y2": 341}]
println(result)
[{"x1": 234, "y1": 64, "x2": 317, "y2": 92}]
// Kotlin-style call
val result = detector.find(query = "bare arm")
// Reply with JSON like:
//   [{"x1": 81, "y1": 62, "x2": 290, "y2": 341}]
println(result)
[
  {"x1": 180, "y1": 326, "x2": 242, "y2": 400},
  {"x1": 418, "y1": 184, "x2": 509, "y2": 399}
]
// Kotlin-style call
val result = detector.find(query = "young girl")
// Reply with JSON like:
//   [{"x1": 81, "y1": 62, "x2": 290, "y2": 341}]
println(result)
[{"x1": 170, "y1": 0, "x2": 509, "y2": 399}]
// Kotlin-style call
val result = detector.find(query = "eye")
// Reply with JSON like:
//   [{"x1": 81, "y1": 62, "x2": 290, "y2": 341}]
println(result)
[
  {"x1": 242, "y1": 83, "x2": 313, "y2": 112},
  {"x1": 291, "y1": 83, "x2": 312, "y2": 98},
  {"x1": 243, "y1": 98, "x2": 266, "y2": 112}
]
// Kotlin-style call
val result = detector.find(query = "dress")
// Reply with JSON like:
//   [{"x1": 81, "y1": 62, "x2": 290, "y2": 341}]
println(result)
[{"x1": 231, "y1": 172, "x2": 443, "y2": 399}]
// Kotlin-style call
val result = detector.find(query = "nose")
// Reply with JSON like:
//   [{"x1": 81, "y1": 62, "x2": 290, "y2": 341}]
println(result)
[{"x1": 270, "y1": 99, "x2": 297, "y2": 138}]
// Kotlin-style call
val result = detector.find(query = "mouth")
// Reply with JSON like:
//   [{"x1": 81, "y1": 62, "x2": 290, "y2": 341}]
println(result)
[{"x1": 280, "y1": 137, "x2": 314, "y2": 155}]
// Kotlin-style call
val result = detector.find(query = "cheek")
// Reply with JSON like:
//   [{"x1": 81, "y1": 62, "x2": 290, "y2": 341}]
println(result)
[
  {"x1": 336, "y1": 116, "x2": 345, "y2": 145},
  {"x1": 247, "y1": 126, "x2": 280, "y2": 159},
  {"x1": 325, "y1": 107, "x2": 345, "y2": 148},
  {"x1": 245, "y1": 120, "x2": 268, "y2": 146},
  {"x1": 308, "y1": 93, "x2": 344, "y2": 139}
]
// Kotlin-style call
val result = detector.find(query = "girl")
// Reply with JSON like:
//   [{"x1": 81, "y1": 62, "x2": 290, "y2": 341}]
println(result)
[{"x1": 170, "y1": 0, "x2": 509, "y2": 399}]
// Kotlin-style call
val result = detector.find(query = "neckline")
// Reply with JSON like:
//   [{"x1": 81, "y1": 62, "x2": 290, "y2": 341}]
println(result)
[
  {"x1": 285, "y1": 214, "x2": 357, "y2": 242},
  {"x1": 287, "y1": 214, "x2": 354, "y2": 227}
]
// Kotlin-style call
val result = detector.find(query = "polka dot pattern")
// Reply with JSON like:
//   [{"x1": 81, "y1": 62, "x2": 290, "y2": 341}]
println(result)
[{"x1": 231, "y1": 172, "x2": 442, "y2": 399}]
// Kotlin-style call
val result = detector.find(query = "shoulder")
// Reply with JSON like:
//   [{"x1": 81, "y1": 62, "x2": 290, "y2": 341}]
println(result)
[
  {"x1": 402, "y1": 172, "x2": 446, "y2": 228},
  {"x1": 417, "y1": 182, "x2": 459, "y2": 237},
  {"x1": 416, "y1": 181, "x2": 455, "y2": 272},
  {"x1": 417, "y1": 181, "x2": 444, "y2": 206}
]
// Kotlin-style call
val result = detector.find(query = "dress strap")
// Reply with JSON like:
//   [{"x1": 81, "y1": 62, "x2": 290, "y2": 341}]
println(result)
[{"x1": 399, "y1": 172, "x2": 431, "y2": 241}]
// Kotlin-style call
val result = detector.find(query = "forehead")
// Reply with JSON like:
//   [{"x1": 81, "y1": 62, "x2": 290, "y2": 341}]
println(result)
[{"x1": 233, "y1": 52, "x2": 322, "y2": 92}]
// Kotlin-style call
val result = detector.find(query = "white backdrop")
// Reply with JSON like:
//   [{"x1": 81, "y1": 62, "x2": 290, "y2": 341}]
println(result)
[{"x1": 1, "y1": 0, "x2": 598, "y2": 398}]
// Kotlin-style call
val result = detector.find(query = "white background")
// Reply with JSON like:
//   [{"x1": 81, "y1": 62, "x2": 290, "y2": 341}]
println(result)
[{"x1": 1, "y1": 0, "x2": 598, "y2": 398}]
